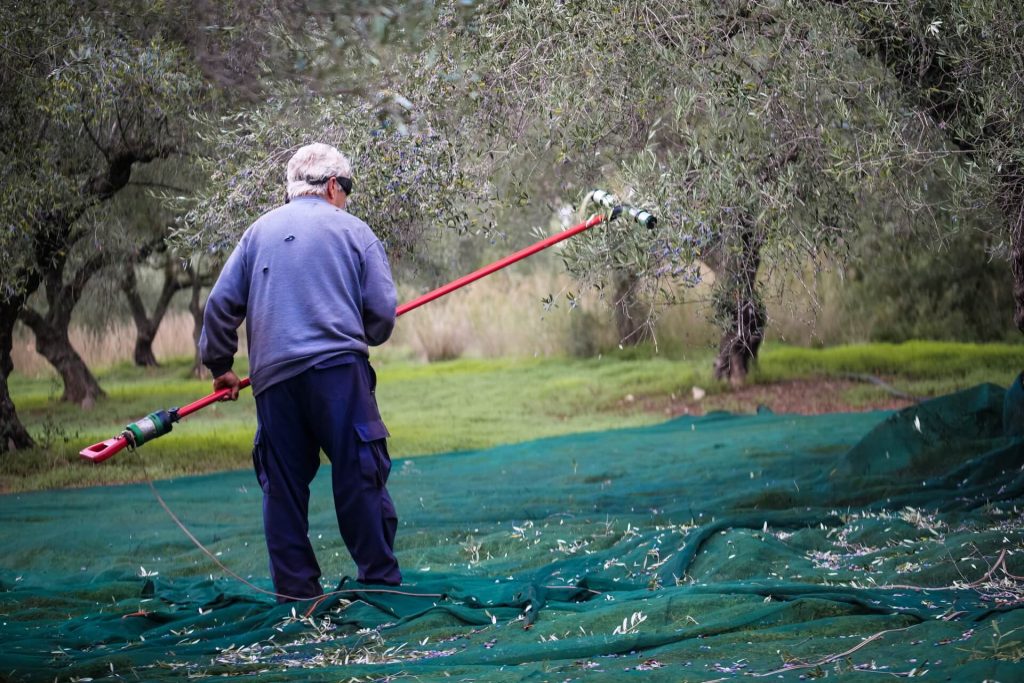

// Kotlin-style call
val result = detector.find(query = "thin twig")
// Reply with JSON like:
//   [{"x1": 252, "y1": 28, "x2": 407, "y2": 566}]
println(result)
[
  {"x1": 752, "y1": 626, "x2": 912, "y2": 677},
  {"x1": 841, "y1": 373, "x2": 925, "y2": 401}
]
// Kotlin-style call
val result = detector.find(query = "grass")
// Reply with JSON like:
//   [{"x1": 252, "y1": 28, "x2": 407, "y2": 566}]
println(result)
[
  {"x1": 2, "y1": 352, "x2": 710, "y2": 492},
  {"x1": 3, "y1": 340, "x2": 1022, "y2": 493},
  {"x1": 756, "y1": 340, "x2": 1024, "y2": 381},
  {"x1": 754, "y1": 340, "x2": 1024, "y2": 402}
]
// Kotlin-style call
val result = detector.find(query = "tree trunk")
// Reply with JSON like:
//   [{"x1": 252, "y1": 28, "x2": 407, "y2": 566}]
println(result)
[
  {"x1": 19, "y1": 258, "x2": 108, "y2": 408},
  {"x1": 122, "y1": 256, "x2": 181, "y2": 368},
  {"x1": 711, "y1": 227, "x2": 766, "y2": 387},
  {"x1": 188, "y1": 263, "x2": 210, "y2": 379},
  {"x1": 0, "y1": 299, "x2": 35, "y2": 453},
  {"x1": 127, "y1": 274, "x2": 161, "y2": 365},
  {"x1": 133, "y1": 329, "x2": 159, "y2": 367},
  {"x1": 20, "y1": 307, "x2": 106, "y2": 408},
  {"x1": 612, "y1": 269, "x2": 646, "y2": 346}
]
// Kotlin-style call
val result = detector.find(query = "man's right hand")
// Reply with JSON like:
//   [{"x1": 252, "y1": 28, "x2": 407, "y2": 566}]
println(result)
[{"x1": 213, "y1": 370, "x2": 242, "y2": 401}]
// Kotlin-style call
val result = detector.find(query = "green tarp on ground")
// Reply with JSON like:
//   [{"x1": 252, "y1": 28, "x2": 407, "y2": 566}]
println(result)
[{"x1": 2, "y1": 381, "x2": 1024, "y2": 681}]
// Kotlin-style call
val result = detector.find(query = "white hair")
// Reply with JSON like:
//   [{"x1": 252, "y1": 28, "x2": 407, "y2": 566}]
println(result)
[{"x1": 286, "y1": 143, "x2": 353, "y2": 200}]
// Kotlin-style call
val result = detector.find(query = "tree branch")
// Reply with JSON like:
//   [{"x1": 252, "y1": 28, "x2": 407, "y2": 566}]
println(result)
[
  {"x1": 120, "y1": 266, "x2": 149, "y2": 329},
  {"x1": 66, "y1": 249, "x2": 111, "y2": 305},
  {"x1": 16, "y1": 305, "x2": 45, "y2": 334},
  {"x1": 80, "y1": 93, "x2": 110, "y2": 163},
  {"x1": 151, "y1": 260, "x2": 184, "y2": 327}
]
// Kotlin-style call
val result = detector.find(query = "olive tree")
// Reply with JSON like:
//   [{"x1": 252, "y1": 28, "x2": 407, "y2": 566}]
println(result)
[
  {"x1": 826, "y1": 0, "x2": 1024, "y2": 335},
  {"x1": 14, "y1": 18, "x2": 202, "y2": 406},
  {"x1": 0, "y1": 3, "x2": 206, "y2": 459},
  {"x1": 434, "y1": 0, "x2": 899, "y2": 383}
]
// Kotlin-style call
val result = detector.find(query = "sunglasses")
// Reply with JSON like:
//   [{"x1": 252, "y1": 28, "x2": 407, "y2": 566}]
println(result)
[{"x1": 307, "y1": 175, "x2": 353, "y2": 195}]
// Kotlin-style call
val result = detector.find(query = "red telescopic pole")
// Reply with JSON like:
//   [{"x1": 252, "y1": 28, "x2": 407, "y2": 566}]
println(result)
[
  {"x1": 80, "y1": 194, "x2": 654, "y2": 463},
  {"x1": 396, "y1": 213, "x2": 606, "y2": 316}
]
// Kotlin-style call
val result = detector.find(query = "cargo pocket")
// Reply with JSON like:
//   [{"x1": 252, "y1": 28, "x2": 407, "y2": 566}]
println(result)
[
  {"x1": 355, "y1": 419, "x2": 391, "y2": 487},
  {"x1": 251, "y1": 427, "x2": 271, "y2": 494}
]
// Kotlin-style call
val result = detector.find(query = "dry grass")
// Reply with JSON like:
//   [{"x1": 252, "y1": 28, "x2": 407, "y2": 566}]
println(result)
[
  {"x1": 12, "y1": 273, "x2": 625, "y2": 377},
  {"x1": 762, "y1": 268, "x2": 856, "y2": 347},
  {"x1": 391, "y1": 270, "x2": 612, "y2": 361},
  {"x1": 10, "y1": 268, "x2": 851, "y2": 378},
  {"x1": 12, "y1": 310, "x2": 200, "y2": 378}
]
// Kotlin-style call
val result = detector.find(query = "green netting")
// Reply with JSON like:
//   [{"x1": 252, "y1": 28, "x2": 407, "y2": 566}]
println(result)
[{"x1": 3, "y1": 381, "x2": 1024, "y2": 681}]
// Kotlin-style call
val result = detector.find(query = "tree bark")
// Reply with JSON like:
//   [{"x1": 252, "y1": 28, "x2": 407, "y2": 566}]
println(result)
[
  {"x1": 0, "y1": 296, "x2": 36, "y2": 453},
  {"x1": 19, "y1": 307, "x2": 106, "y2": 408},
  {"x1": 710, "y1": 227, "x2": 766, "y2": 387},
  {"x1": 19, "y1": 253, "x2": 108, "y2": 408},
  {"x1": 133, "y1": 329, "x2": 159, "y2": 368},
  {"x1": 122, "y1": 253, "x2": 183, "y2": 368},
  {"x1": 188, "y1": 262, "x2": 210, "y2": 379},
  {"x1": 127, "y1": 277, "x2": 160, "y2": 366}
]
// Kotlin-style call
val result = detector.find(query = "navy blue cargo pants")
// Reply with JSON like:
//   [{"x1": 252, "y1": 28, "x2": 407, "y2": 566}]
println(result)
[{"x1": 252, "y1": 355, "x2": 400, "y2": 601}]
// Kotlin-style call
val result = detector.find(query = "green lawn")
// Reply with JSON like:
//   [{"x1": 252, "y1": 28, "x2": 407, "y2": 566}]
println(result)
[{"x1": 3, "y1": 340, "x2": 1022, "y2": 492}]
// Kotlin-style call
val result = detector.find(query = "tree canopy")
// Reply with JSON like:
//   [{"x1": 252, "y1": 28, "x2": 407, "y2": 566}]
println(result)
[
  {"x1": 427, "y1": 0, "x2": 918, "y2": 381},
  {"x1": 830, "y1": 0, "x2": 1024, "y2": 328}
]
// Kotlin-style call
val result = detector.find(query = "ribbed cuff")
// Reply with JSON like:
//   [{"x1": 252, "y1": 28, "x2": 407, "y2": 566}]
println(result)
[{"x1": 205, "y1": 359, "x2": 234, "y2": 378}]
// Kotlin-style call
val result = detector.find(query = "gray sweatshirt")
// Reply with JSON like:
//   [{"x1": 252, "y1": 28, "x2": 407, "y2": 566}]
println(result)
[{"x1": 200, "y1": 196, "x2": 397, "y2": 395}]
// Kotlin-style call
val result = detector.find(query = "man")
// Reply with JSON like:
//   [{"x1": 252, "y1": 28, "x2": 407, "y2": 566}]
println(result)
[{"x1": 200, "y1": 142, "x2": 401, "y2": 600}]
